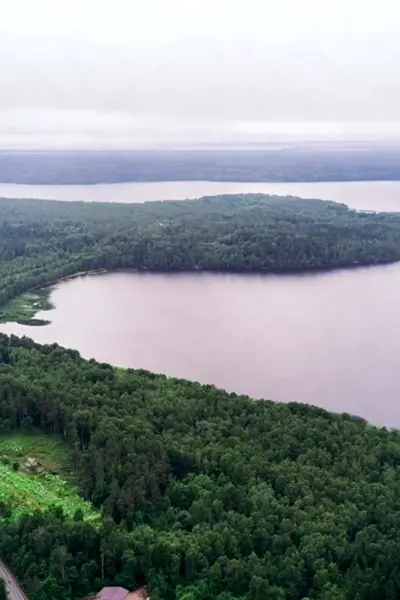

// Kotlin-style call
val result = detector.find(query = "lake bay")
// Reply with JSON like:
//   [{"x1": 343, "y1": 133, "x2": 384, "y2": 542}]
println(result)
[{"x1": 2, "y1": 266, "x2": 400, "y2": 428}]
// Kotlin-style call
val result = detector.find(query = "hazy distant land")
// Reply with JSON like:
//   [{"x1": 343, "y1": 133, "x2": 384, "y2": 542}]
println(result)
[{"x1": 2, "y1": 143, "x2": 400, "y2": 184}]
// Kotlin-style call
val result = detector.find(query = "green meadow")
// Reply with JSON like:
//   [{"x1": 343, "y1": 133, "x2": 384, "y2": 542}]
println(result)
[{"x1": 0, "y1": 432, "x2": 99, "y2": 522}]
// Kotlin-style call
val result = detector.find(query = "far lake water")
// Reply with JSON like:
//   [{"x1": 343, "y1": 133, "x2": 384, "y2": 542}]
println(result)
[
  {"x1": 2, "y1": 180, "x2": 400, "y2": 427},
  {"x1": 2, "y1": 266, "x2": 400, "y2": 428},
  {"x1": 2, "y1": 180, "x2": 400, "y2": 211}
]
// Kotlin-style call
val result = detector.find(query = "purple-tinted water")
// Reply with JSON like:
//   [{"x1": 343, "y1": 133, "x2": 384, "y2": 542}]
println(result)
[{"x1": 2, "y1": 267, "x2": 400, "y2": 428}]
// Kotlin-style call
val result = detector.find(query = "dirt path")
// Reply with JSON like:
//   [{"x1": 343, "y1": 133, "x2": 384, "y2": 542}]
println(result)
[{"x1": 0, "y1": 560, "x2": 27, "y2": 600}]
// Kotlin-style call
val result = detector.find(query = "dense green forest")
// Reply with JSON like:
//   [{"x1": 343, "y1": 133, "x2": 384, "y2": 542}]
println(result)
[
  {"x1": 3, "y1": 194, "x2": 400, "y2": 598},
  {"x1": 2, "y1": 335, "x2": 400, "y2": 599},
  {"x1": 2, "y1": 193, "x2": 400, "y2": 316},
  {"x1": 0, "y1": 580, "x2": 7, "y2": 600}
]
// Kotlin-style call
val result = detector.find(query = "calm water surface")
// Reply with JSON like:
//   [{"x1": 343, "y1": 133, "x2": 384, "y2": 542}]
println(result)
[
  {"x1": 1, "y1": 180, "x2": 400, "y2": 211},
  {"x1": 2, "y1": 268, "x2": 400, "y2": 428}
]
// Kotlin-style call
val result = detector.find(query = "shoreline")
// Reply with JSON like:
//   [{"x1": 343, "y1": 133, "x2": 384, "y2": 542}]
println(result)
[
  {"x1": 1, "y1": 258, "x2": 400, "y2": 328},
  {"x1": 40, "y1": 268, "x2": 108, "y2": 289}
]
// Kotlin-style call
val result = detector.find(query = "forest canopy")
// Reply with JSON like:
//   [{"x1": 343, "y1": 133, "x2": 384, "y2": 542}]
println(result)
[
  {"x1": 2, "y1": 195, "x2": 400, "y2": 598},
  {"x1": 2, "y1": 193, "x2": 400, "y2": 312},
  {"x1": 1, "y1": 335, "x2": 400, "y2": 599}
]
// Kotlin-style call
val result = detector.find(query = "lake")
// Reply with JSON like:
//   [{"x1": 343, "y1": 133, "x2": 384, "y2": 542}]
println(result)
[
  {"x1": 2, "y1": 179, "x2": 400, "y2": 427},
  {"x1": 2, "y1": 267, "x2": 400, "y2": 428},
  {"x1": 2, "y1": 180, "x2": 400, "y2": 211}
]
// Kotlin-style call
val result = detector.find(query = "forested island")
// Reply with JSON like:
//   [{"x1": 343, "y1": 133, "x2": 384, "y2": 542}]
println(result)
[
  {"x1": 2, "y1": 193, "x2": 400, "y2": 323},
  {"x1": 1, "y1": 335, "x2": 400, "y2": 599}
]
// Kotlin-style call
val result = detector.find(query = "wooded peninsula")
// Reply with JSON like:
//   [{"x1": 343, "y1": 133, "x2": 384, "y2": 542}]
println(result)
[
  {"x1": 2, "y1": 194, "x2": 400, "y2": 599},
  {"x1": 2, "y1": 193, "x2": 400, "y2": 319}
]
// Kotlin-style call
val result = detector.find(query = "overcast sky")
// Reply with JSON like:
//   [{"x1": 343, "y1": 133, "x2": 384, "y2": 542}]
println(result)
[{"x1": 1, "y1": 0, "x2": 400, "y2": 147}]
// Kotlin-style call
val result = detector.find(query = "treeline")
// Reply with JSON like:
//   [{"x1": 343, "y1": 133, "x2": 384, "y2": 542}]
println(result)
[
  {"x1": 2, "y1": 335, "x2": 400, "y2": 598},
  {"x1": 2, "y1": 147, "x2": 400, "y2": 183},
  {"x1": 2, "y1": 193, "x2": 400, "y2": 309}
]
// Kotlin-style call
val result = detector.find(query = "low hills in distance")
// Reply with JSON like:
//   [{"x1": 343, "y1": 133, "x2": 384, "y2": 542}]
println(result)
[{"x1": 2, "y1": 145, "x2": 400, "y2": 184}]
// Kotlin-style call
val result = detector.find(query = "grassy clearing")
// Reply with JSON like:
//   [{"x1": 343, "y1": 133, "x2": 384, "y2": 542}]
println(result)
[
  {"x1": 0, "y1": 432, "x2": 100, "y2": 522},
  {"x1": 0, "y1": 432, "x2": 73, "y2": 479},
  {"x1": 0, "y1": 289, "x2": 53, "y2": 325},
  {"x1": 0, "y1": 463, "x2": 99, "y2": 521}
]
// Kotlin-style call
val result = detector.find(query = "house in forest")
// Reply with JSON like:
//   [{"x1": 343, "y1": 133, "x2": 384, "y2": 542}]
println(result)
[{"x1": 96, "y1": 586, "x2": 149, "y2": 600}]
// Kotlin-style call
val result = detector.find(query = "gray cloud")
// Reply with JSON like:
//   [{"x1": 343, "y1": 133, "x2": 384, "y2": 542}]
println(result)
[{"x1": 1, "y1": 0, "x2": 400, "y2": 147}]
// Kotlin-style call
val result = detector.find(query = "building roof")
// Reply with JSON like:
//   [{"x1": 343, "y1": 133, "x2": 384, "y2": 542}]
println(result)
[{"x1": 98, "y1": 587, "x2": 129, "y2": 600}]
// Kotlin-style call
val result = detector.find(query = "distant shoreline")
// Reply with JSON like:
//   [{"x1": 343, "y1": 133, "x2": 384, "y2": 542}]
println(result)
[
  {"x1": 4, "y1": 177, "x2": 400, "y2": 186},
  {"x1": 2, "y1": 144, "x2": 400, "y2": 185}
]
